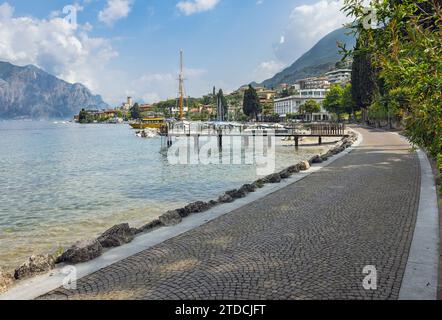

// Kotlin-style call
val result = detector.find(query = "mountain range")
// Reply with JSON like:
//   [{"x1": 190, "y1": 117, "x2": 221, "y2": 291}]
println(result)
[
  {"x1": 0, "y1": 61, "x2": 108, "y2": 119},
  {"x1": 259, "y1": 27, "x2": 356, "y2": 88}
]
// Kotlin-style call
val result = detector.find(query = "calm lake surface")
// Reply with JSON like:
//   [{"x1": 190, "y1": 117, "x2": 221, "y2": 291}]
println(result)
[{"x1": 0, "y1": 120, "x2": 336, "y2": 270}]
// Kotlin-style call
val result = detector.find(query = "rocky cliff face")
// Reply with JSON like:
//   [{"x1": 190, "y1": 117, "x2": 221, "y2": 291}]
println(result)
[{"x1": 0, "y1": 61, "x2": 108, "y2": 119}]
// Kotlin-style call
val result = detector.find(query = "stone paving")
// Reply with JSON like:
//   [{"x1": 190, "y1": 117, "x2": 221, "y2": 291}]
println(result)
[{"x1": 40, "y1": 127, "x2": 421, "y2": 300}]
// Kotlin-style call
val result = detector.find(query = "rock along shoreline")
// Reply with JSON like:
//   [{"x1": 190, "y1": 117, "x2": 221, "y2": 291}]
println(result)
[{"x1": 0, "y1": 130, "x2": 358, "y2": 293}]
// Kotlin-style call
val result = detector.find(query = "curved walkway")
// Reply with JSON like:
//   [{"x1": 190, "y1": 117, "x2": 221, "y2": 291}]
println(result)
[{"x1": 41, "y1": 127, "x2": 423, "y2": 300}]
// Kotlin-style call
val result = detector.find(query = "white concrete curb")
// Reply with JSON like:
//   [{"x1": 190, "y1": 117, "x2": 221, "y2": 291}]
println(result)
[
  {"x1": 399, "y1": 149, "x2": 439, "y2": 300},
  {"x1": 0, "y1": 130, "x2": 363, "y2": 300}
]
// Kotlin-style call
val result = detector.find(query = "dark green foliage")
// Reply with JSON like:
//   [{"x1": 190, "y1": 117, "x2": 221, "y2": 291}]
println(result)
[
  {"x1": 301, "y1": 100, "x2": 321, "y2": 115},
  {"x1": 323, "y1": 85, "x2": 345, "y2": 118},
  {"x1": 243, "y1": 85, "x2": 261, "y2": 120},
  {"x1": 217, "y1": 89, "x2": 228, "y2": 119},
  {"x1": 130, "y1": 103, "x2": 141, "y2": 120},
  {"x1": 351, "y1": 39, "x2": 378, "y2": 111}
]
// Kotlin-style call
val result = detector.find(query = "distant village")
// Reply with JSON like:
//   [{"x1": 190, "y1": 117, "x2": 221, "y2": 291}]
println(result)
[{"x1": 74, "y1": 61, "x2": 352, "y2": 124}]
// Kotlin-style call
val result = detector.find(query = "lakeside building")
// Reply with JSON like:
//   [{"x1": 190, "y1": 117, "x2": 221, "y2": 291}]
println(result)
[
  {"x1": 201, "y1": 104, "x2": 216, "y2": 114},
  {"x1": 102, "y1": 110, "x2": 118, "y2": 118},
  {"x1": 277, "y1": 83, "x2": 289, "y2": 91},
  {"x1": 74, "y1": 108, "x2": 123, "y2": 123},
  {"x1": 274, "y1": 89, "x2": 330, "y2": 121},
  {"x1": 326, "y1": 69, "x2": 352, "y2": 85},
  {"x1": 121, "y1": 97, "x2": 133, "y2": 110},
  {"x1": 171, "y1": 102, "x2": 189, "y2": 114},
  {"x1": 255, "y1": 87, "x2": 276, "y2": 105},
  {"x1": 296, "y1": 77, "x2": 330, "y2": 90},
  {"x1": 188, "y1": 105, "x2": 215, "y2": 115},
  {"x1": 139, "y1": 104, "x2": 154, "y2": 116},
  {"x1": 290, "y1": 83, "x2": 301, "y2": 91}
]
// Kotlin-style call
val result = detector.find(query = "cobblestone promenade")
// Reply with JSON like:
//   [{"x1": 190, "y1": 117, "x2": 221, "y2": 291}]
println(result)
[{"x1": 41, "y1": 127, "x2": 420, "y2": 300}]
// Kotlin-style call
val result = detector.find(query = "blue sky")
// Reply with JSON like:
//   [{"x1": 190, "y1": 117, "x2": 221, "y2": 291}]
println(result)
[{"x1": 0, "y1": 0, "x2": 351, "y2": 105}]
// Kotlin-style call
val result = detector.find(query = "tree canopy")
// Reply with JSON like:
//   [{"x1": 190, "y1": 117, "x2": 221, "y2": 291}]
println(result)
[
  {"x1": 130, "y1": 103, "x2": 141, "y2": 120},
  {"x1": 323, "y1": 85, "x2": 345, "y2": 118},
  {"x1": 217, "y1": 89, "x2": 228, "y2": 120},
  {"x1": 343, "y1": 0, "x2": 442, "y2": 184},
  {"x1": 301, "y1": 100, "x2": 321, "y2": 115},
  {"x1": 243, "y1": 85, "x2": 262, "y2": 120}
]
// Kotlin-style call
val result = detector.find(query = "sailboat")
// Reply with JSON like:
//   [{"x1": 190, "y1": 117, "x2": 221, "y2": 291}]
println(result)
[
  {"x1": 131, "y1": 51, "x2": 186, "y2": 130},
  {"x1": 177, "y1": 49, "x2": 185, "y2": 122}
]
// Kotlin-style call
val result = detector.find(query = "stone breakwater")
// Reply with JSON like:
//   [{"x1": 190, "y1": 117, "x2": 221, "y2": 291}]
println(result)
[{"x1": 0, "y1": 131, "x2": 358, "y2": 293}]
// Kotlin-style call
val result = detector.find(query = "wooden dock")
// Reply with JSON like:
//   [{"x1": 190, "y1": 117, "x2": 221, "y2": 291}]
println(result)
[{"x1": 160, "y1": 123, "x2": 348, "y2": 148}]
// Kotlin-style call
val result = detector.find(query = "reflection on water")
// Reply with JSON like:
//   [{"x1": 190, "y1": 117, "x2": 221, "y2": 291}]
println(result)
[{"x1": 0, "y1": 120, "x2": 336, "y2": 270}]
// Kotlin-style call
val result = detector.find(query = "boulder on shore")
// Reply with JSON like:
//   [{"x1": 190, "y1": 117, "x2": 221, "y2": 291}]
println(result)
[
  {"x1": 14, "y1": 254, "x2": 56, "y2": 280},
  {"x1": 218, "y1": 194, "x2": 234, "y2": 203},
  {"x1": 138, "y1": 219, "x2": 163, "y2": 234},
  {"x1": 240, "y1": 184, "x2": 257, "y2": 193},
  {"x1": 287, "y1": 165, "x2": 300, "y2": 174},
  {"x1": 159, "y1": 210, "x2": 182, "y2": 226},
  {"x1": 97, "y1": 223, "x2": 134, "y2": 248},
  {"x1": 183, "y1": 201, "x2": 211, "y2": 216},
  {"x1": 57, "y1": 239, "x2": 103, "y2": 264},
  {"x1": 0, "y1": 268, "x2": 14, "y2": 293},
  {"x1": 299, "y1": 161, "x2": 311, "y2": 171},
  {"x1": 310, "y1": 155, "x2": 323, "y2": 164},
  {"x1": 279, "y1": 169, "x2": 291, "y2": 179},
  {"x1": 252, "y1": 179, "x2": 265, "y2": 189},
  {"x1": 263, "y1": 173, "x2": 282, "y2": 183},
  {"x1": 226, "y1": 189, "x2": 247, "y2": 199}
]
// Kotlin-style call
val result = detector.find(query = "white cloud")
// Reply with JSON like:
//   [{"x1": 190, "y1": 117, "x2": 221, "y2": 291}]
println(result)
[
  {"x1": 274, "y1": 0, "x2": 352, "y2": 63},
  {"x1": 0, "y1": 2, "x2": 13, "y2": 19},
  {"x1": 177, "y1": 0, "x2": 220, "y2": 16},
  {"x1": 0, "y1": 2, "x2": 118, "y2": 98},
  {"x1": 98, "y1": 0, "x2": 133, "y2": 26},
  {"x1": 253, "y1": 60, "x2": 285, "y2": 83}
]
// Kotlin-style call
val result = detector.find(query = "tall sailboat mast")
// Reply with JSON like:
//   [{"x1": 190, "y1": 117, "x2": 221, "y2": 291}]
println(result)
[{"x1": 179, "y1": 50, "x2": 184, "y2": 121}]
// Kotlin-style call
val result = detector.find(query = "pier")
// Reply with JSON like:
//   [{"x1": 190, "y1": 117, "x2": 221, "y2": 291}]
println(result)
[{"x1": 160, "y1": 122, "x2": 348, "y2": 148}]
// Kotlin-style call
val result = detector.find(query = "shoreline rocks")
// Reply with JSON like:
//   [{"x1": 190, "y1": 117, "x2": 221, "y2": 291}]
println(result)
[
  {"x1": 287, "y1": 164, "x2": 300, "y2": 174},
  {"x1": 97, "y1": 223, "x2": 134, "y2": 248},
  {"x1": 218, "y1": 194, "x2": 234, "y2": 203},
  {"x1": 57, "y1": 239, "x2": 103, "y2": 264},
  {"x1": 310, "y1": 155, "x2": 323, "y2": 164},
  {"x1": 159, "y1": 210, "x2": 182, "y2": 226},
  {"x1": 279, "y1": 169, "x2": 292, "y2": 179},
  {"x1": 137, "y1": 219, "x2": 163, "y2": 234},
  {"x1": 299, "y1": 161, "x2": 311, "y2": 171},
  {"x1": 183, "y1": 201, "x2": 212, "y2": 216},
  {"x1": 263, "y1": 173, "x2": 282, "y2": 183},
  {"x1": 14, "y1": 254, "x2": 55, "y2": 280},
  {"x1": 252, "y1": 179, "x2": 265, "y2": 189},
  {"x1": 240, "y1": 184, "x2": 257, "y2": 193},
  {"x1": 226, "y1": 189, "x2": 247, "y2": 199}
]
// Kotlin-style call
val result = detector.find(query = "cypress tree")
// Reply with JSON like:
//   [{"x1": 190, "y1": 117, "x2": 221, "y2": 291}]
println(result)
[{"x1": 243, "y1": 85, "x2": 261, "y2": 121}]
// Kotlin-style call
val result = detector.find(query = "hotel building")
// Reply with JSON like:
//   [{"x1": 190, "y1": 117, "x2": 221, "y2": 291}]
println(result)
[{"x1": 274, "y1": 89, "x2": 330, "y2": 121}]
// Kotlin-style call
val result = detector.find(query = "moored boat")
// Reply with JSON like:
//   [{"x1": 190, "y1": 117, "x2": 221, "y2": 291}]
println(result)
[{"x1": 130, "y1": 117, "x2": 166, "y2": 129}]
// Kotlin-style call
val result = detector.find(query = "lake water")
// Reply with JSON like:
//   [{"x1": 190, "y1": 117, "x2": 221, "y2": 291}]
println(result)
[{"x1": 0, "y1": 120, "x2": 337, "y2": 271}]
